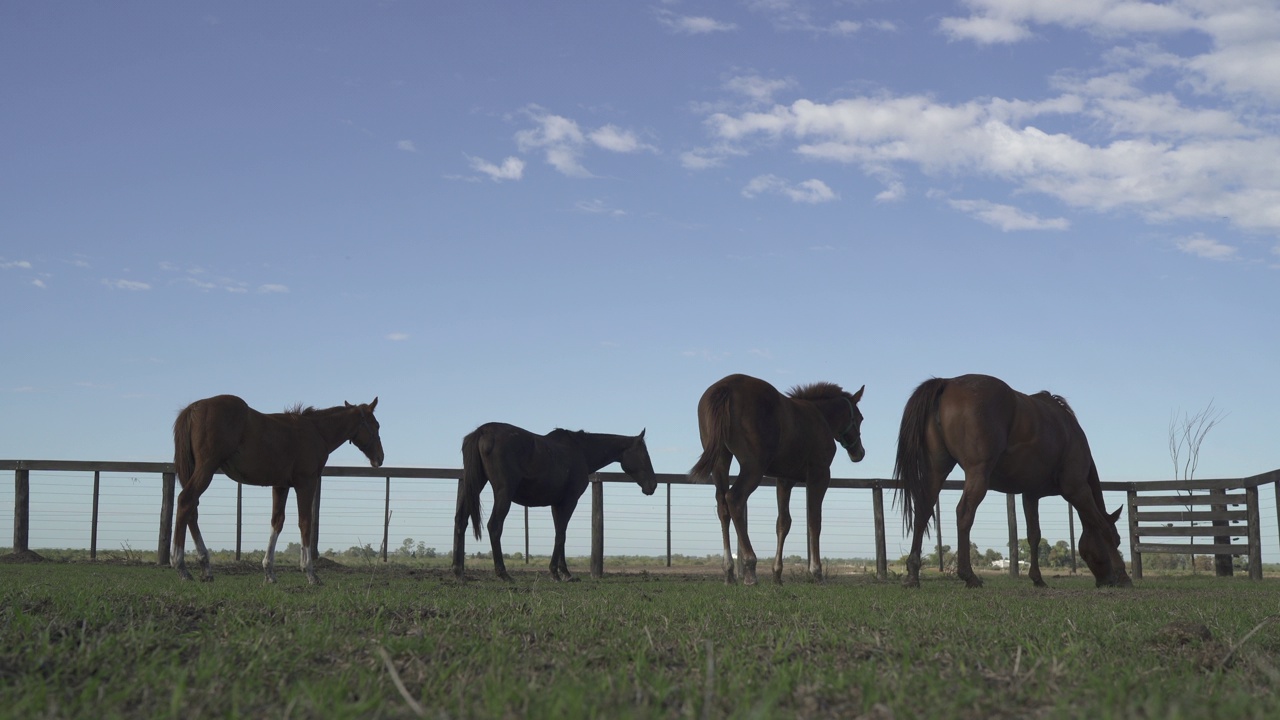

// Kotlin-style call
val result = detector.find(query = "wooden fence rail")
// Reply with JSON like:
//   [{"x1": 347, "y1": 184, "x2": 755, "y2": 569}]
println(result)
[{"x1": 3, "y1": 460, "x2": 1277, "y2": 581}]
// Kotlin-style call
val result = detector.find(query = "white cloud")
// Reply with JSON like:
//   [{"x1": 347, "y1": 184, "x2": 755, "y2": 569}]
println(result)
[
  {"x1": 468, "y1": 154, "x2": 525, "y2": 182},
  {"x1": 103, "y1": 279, "x2": 150, "y2": 291},
  {"x1": 258, "y1": 284, "x2": 289, "y2": 293},
  {"x1": 514, "y1": 106, "x2": 651, "y2": 177},
  {"x1": 705, "y1": 90, "x2": 1280, "y2": 233},
  {"x1": 742, "y1": 174, "x2": 838, "y2": 203},
  {"x1": 31, "y1": 278, "x2": 46, "y2": 289},
  {"x1": 875, "y1": 181, "x2": 906, "y2": 203},
  {"x1": 725, "y1": 75, "x2": 793, "y2": 105},
  {"x1": 941, "y1": 1, "x2": 1280, "y2": 102},
  {"x1": 1, "y1": 259, "x2": 32, "y2": 269},
  {"x1": 397, "y1": 140, "x2": 417, "y2": 153},
  {"x1": 655, "y1": 10, "x2": 737, "y2": 34},
  {"x1": 386, "y1": 332, "x2": 410, "y2": 341},
  {"x1": 948, "y1": 198, "x2": 1070, "y2": 231},
  {"x1": 575, "y1": 199, "x2": 627, "y2": 216},
  {"x1": 1176, "y1": 234, "x2": 1238, "y2": 261},
  {"x1": 588, "y1": 125, "x2": 654, "y2": 153}
]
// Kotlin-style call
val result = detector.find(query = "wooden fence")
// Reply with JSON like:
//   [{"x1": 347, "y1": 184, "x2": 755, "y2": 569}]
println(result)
[{"x1": 3, "y1": 460, "x2": 1278, "y2": 580}]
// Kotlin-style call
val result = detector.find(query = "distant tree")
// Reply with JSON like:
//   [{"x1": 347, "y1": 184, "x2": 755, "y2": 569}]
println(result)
[
  {"x1": 983, "y1": 548, "x2": 1003, "y2": 565},
  {"x1": 1169, "y1": 402, "x2": 1227, "y2": 574},
  {"x1": 399, "y1": 537, "x2": 415, "y2": 557}
]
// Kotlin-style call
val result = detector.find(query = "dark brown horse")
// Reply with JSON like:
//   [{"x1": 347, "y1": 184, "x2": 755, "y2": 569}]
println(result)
[
  {"x1": 172, "y1": 395, "x2": 384, "y2": 585},
  {"x1": 690, "y1": 374, "x2": 866, "y2": 585},
  {"x1": 453, "y1": 423, "x2": 657, "y2": 581},
  {"x1": 894, "y1": 374, "x2": 1131, "y2": 588}
]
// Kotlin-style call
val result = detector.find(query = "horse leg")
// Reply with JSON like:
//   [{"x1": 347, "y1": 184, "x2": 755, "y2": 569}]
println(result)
[
  {"x1": 173, "y1": 464, "x2": 217, "y2": 581},
  {"x1": 772, "y1": 481, "x2": 793, "y2": 585},
  {"x1": 954, "y1": 466, "x2": 990, "y2": 588},
  {"x1": 727, "y1": 470, "x2": 763, "y2": 586},
  {"x1": 293, "y1": 484, "x2": 321, "y2": 586},
  {"x1": 263, "y1": 486, "x2": 289, "y2": 584},
  {"x1": 714, "y1": 480, "x2": 736, "y2": 585},
  {"x1": 486, "y1": 491, "x2": 514, "y2": 581},
  {"x1": 550, "y1": 502, "x2": 579, "y2": 582},
  {"x1": 188, "y1": 516, "x2": 213, "y2": 582},
  {"x1": 451, "y1": 480, "x2": 472, "y2": 579},
  {"x1": 1023, "y1": 494, "x2": 1048, "y2": 588},
  {"x1": 904, "y1": 457, "x2": 954, "y2": 588},
  {"x1": 805, "y1": 475, "x2": 830, "y2": 583}
]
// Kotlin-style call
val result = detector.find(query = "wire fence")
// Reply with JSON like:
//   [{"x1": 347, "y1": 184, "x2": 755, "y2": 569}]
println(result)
[{"x1": 6, "y1": 465, "x2": 1278, "y2": 572}]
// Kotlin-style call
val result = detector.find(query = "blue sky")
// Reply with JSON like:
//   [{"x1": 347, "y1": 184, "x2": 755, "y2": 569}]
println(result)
[{"x1": 3, "y1": 1, "x2": 1278, "y2": 560}]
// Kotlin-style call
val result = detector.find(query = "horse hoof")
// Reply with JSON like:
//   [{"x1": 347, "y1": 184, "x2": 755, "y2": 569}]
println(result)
[
  {"x1": 1032, "y1": 579, "x2": 1049, "y2": 589},
  {"x1": 902, "y1": 577, "x2": 920, "y2": 589},
  {"x1": 264, "y1": 575, "x2": 277, "y2": 584}
]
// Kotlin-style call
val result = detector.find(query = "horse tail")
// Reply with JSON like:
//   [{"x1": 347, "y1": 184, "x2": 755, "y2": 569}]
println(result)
[
  {"x1": 172, "y1": 404, "x2": 195, "y2": 485},
  {"x1": 459, "y1": 427, "x2": 488, "y2": 540},
  {"x1": 689, "y1": 385, "x2": 733, "y2": 482},
  {"x1": 893, "y1": 378, "x2": 947, "y2": 537}
]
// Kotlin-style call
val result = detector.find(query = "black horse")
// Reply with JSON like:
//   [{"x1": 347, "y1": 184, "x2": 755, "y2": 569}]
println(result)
[{"x1": 452, "y1": 422, "x2": 657, "y2": 581}]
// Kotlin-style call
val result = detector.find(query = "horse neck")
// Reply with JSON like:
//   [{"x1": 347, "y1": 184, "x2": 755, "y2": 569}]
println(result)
[
  {"x1": 573, "y1": 432, "x2": 633, "y2": 473},
  {"x1": 309, "y1": 407, "x2": 360, "y2": 453},
  {"x1": 807, "y1": 396, "x2": 848, "y2": 437}
]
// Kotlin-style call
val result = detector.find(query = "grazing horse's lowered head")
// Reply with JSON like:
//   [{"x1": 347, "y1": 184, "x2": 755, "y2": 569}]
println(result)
[
  {"x1": 621, "y1": 429, "x2": 658, "y2": 496},
  {"x1": 345, "y1": 397, "x2": 385, "y2": 468},
  {"x1": 1078, "y1": 506, "x2": 1133, "y2": 588}
]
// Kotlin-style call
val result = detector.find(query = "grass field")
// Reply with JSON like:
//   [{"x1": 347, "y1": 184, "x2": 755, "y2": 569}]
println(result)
[{"x1": 2, "y1": 556, "x2": 1279, "y2": 719}]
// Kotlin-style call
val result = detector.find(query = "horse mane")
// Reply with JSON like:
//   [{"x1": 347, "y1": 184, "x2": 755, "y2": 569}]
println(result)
[
  {"x1": 787, "y1": 381, "x2": 846, "y2": 401},
  {"x1": 1032, "y1": 391, "x2": 1076, "y2": 417},
  {"x1": 284, "y1": 403, "x2": 344, "y2": 416},
  {"x1": 548, "y1": 428, "x2": 586, "y2": 439}
]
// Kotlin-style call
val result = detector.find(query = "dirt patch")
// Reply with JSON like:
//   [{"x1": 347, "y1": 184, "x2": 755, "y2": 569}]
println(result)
[{"x1": 0, "y1": 549, "x2": 46, "y2": 563}]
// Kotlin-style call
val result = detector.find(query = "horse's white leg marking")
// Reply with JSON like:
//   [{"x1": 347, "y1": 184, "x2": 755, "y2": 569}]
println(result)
[
  {"x1": 189, "y1": 524, "x2": 212, "y2": 579},
  {"x1": 263, "y1": 527, "x2": 280, "y2": 583}
]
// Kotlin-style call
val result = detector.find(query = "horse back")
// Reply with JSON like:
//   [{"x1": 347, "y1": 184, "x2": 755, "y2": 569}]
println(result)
[
  {"x1": 696, "y1": 374, "x2": 833, "y2": 477},
  {"x1": 178, "y1": 395, "x2": 326, "y2": 486},
  {"x1": 472, "y1": 422, "x2": 585, "y2": 505}
]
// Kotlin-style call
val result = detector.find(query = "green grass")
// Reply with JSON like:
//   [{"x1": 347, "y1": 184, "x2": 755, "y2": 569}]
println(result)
[{"x1": 2, "y1": 559, "x2": 1279, "y2": 719}]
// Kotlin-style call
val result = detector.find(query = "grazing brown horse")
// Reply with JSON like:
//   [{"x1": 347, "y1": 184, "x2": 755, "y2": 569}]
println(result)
[
  {"x1": 172, "y1": 395, "x2": 384, "y2": 585},
  {"x1": 894, "y1": 374, "x2": 1131, "y2": 589},
  {"x1": 453, "y1": 423, "x2": 657, "y2": 581},
  {"x1": 690, "y1": 374, "x2": 866, "y2": 585}
]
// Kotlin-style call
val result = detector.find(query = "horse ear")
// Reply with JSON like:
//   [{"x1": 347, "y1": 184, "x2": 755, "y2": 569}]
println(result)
[
  {"x1": 1108, "y1": 506, "x2": 1122, "y2": 523},
  {"x1": 638, "y1": 428, "x2": 646, "y2": 440},
  {"x1": 345, "y1": 401, "x2": 353, "y2": 408},
  {"x1": 369, "y1": 397, "x2": 378, "y2": 411},
  {"x1": 850, "y1": 385, "x2": 865, "y2": 403}
]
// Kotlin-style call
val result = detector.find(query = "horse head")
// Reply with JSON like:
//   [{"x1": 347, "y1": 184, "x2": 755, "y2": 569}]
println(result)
[
  {"x1": 620, "y1": 429, "x2": 658, "y2": 496},
  {"x1": 1078, "y1": 506, "x2": 1133, "y2": 588},
  {"x1": 345, "y1": 397, "x2": 385, "y2": 468},
  {"x1": 839, "y1": 385, "x2": 867, "y2": 463}
]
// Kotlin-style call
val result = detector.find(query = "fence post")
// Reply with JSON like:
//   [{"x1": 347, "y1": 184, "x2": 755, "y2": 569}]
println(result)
[
  {"x1": 666, "y1": 478, "x2": 672, "y2": 568},
  {"x1": 90, "y1": 471, "x2": 101, "y2": 561},
  {"x1": 524, "y1": 507, "x2": 530, "y2": 564},
  {"x1": 872, "y1": 484, "x2": 887, "y2": 580},
  {"x1": 382, "y1": 476, "x2": 391, "y2": 562},
  {"x1": 157, "y1": 471, "x2": 175, "y2": 566},
  {"x1": 1067, "y1": 505, "x2": 1077, "y2": 573},
  {"x1": 235, "y1": 481, "x2": 242, "y2": 561},
  {"x1": 1006, "y1": 493, "x2": 1019, "y2": 577},
  {"x1": 1126, "y1": 486, "x2": 1142, "y2": 581},
  {"x1": 935, "y1": 504, "x2": 944, "y2": 572},
  {"x1": 1211, "y1": 487, "x2": 1233, "y2": 576},
  {"x1": 14, "y1": 468, "x2": 30, "y2": 553},
  {"x1": 591, "y1": 474, "x2": 604, "y2": 578},
  {"x1": 1246, "y1": 485, "x2": 1262, "y2": 581}
]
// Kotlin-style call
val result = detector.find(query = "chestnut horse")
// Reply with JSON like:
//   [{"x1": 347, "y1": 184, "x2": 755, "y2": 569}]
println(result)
[
  {"x1": 172, "y1": 395, "x2": 384, "y2": 585},
  {"x1": 894, "y1": 374, "x2": 1131, "y2": 588},
  {"x1": 453, "y1": 423, "x2": 657, "y2": 581},
  {"x1": 690, "y1": 374, "x2": 866, "y2": 585}
]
